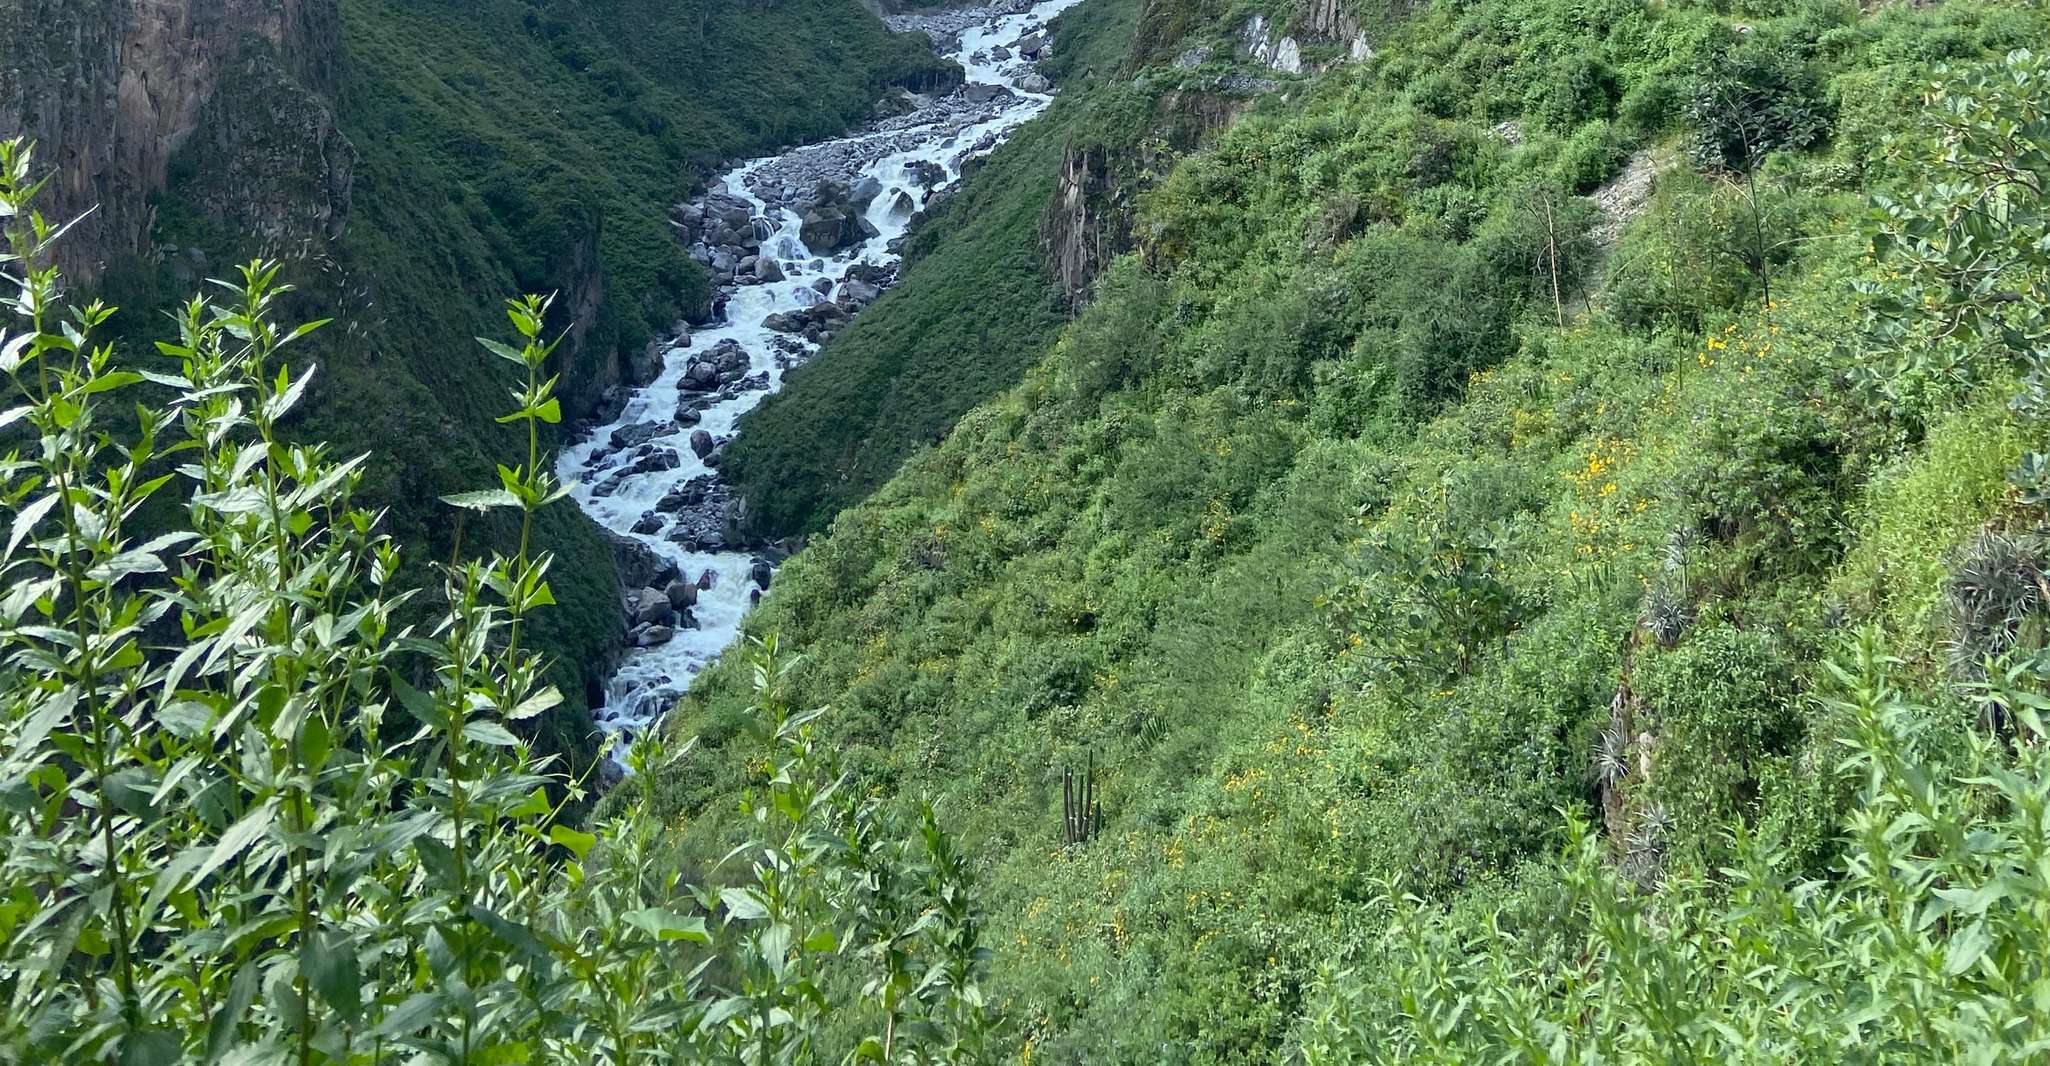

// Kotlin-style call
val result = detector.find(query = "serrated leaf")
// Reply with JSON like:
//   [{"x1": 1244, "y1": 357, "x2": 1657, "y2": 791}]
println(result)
[
  {"x1": 374, "y1": 991, "x2": 443, "y2": 1038},
  {"x1": 7, "y1": 492, "x2": 58, "y2": 557},
  {"x1": 203, "y1": 960, "x2": 260, "y2": 1063},
  {"x1": 82, "y1": 370, "x2": 144, "y2": 395},
  {"x1": 700, "y1": 996, "x2": 749, "y2": 1032},
  {"x1": 478, "y1": 337, "x2": 528, "y2": 365},
  {"x1": 303, "y1": 931, "x2": 362, "y2": 1020}
]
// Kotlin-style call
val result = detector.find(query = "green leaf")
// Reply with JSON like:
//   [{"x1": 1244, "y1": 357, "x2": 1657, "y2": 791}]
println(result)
[
  {"x1": 473, "y1": 904, "x2": 554, "y2": 963},
  {"x1": 721, "y1": 887, "x2": 768, "y2": 921},
  {"x1": 7, "y1": 492, "x2": 58, "y2": 557},
  {"x1": 87, "y1": 545, "x2": 168, "y2": 583},
  {"x1": 440, "y1": 488, "x2": 520, "y2": 512},
  {"x1": 120, "y1": 1028, "x2": 180, "y2": 1066},
  {"x1": 700, "y1": 996, "x2": 750, "y2": 1032},
  {"x1": 304, "y1": 931, "x2": 363, "y2": 1020},
  {"x1": 478, "y1": 337, "x2": 528, "y2": 365},
  {"x1": 465, "y1": 719, "x2": 522, "y2": 747},
  {"x1": 83, "y1": 370, "x2": 145, "y2": 395},
  {"x1": 1944, "y1": 920, "x2": 1992, "y2": 976},
  {"x1": 548, "y1": 825, "x2": 597, "y2": 861},
  {"x1": 624, "y1": 907, "x2": 711, "y2": 944},
  {"x1": 391, "y1": 674, "x2": 449, "y2": 730},
  {"x1": 374, "y1": 991, "x2": 443, "y2": 1038},
  {"x1": 193, "y1": 803, "x2": 274, "y2": 887},
  {"x1": 415, "y1": 836, "x2": 458, "y2": 889},
  {"x1": 508, "y1": 686, "x2": 562, "y2": 721},
  {"x1": 263, "y1": 362, "x2": 316, "y2": 421},
  {"x1": 203, "y1": 963, "x2": 260, "y2": 1063}
]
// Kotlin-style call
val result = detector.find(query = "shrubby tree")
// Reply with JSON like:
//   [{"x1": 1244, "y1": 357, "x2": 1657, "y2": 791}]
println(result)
[
  {"x1": 1860, "y1": 49, "x2": 2050, "y2": 497},
  {"x1": 0, "y1": 139, "x2": 994, "y2": 1064}
]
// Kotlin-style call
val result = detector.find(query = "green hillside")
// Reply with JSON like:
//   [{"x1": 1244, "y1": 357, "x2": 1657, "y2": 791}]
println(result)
[
  {"x1": 648, "y1": 0, "x2": 2050, "y2": 1057},
  {"x1": 103, "y1": 0, "x2": 949, "y2": 763}
]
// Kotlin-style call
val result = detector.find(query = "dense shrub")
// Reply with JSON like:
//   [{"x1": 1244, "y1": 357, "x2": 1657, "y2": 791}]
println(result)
[{"x1": 0, "y1": 151, "x2": 991, "y2": 1063}]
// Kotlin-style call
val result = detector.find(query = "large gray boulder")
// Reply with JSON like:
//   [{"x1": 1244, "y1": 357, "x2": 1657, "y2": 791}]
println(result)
[
  {"x1": 799, "y1": 207, "x2": 855, "y2": 253},
  {"x1": 849, "y1": 176, "x2": 883, "y2": 211},
  {"x1": 838, "y1": 280, "x2": 882, "y2": 308},
  {"x1": 628, "y1": 587, "x2": 674, "y2": 627}
]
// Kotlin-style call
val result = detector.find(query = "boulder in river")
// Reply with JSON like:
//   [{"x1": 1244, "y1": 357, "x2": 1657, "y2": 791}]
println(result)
[
  {"x1": 631, "y1": 448, "x2": 681, "y2": 474},
  {"x1": 838, "y1": 279, "x2": 882, "y2": 308},
  {"x1": 610, "y1": 422, "x2": 669, "y2": 451},
  {"x1": 755, "y1": 257, "x2": 785, "y2": 283},
  {"x1": 689, "y1": 429, "x2": 715, "y2": 459},
  {"x1": 608, "y1": 530, "x2": 678, "y2": 590},
  {"x1": 799, "y1": 207, "x2": 856, "y2": 253},
  {"x1": 907, "y1": 160, "x2": 945, "y2": 188},
  {"x1": 681, "y1": 361, "x2": 721, "y2": 390},
  {"x1": 850, "y1": 175, "x2": 883, "y2": 211},
  {"x1": 961, "y1": 82, "x2": 1013, "y2": 105},
  {"x1": 628, "y1": 587, "x2": 674, "y2": 627}
]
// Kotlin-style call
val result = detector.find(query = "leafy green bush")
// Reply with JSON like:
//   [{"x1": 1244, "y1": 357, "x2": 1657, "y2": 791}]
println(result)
[
  {"x1": 0, "y1": 145, "x2": 991, "y2": 1064},
  {"x1": 1297, "y1": 633, "x2": 2050, "y2": 1064}
]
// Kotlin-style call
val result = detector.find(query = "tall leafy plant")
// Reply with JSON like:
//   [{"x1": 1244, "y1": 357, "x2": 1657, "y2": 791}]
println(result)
[{"x1": 0, "y1": 138, "x2": 996, "y2": 1064}]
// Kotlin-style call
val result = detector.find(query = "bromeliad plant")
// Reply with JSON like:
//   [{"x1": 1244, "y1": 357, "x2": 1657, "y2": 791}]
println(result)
[{"x1": 0, "y1": 138, "x2": 996, "y2": 1064}]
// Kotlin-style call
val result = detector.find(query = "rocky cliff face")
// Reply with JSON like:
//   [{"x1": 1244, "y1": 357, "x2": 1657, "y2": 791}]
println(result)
[
  {"x1": 1042, "y1": 89, "x2": 1248, "y2": 306},
  {"x1": 0, "y1": 0, "x2": 351, "y2": 282}
]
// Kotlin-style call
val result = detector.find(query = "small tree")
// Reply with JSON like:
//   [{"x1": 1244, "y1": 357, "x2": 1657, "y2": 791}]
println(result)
[
  {"x1": 1859, "y1": 50, "x2": 2050, "y2": 499},
  {"x1": 1688, "y1": 39, "x2": 1830, "y2": 317}
]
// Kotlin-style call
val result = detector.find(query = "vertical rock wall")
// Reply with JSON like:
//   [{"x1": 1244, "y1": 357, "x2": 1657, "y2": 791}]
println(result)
[{"x1": 0, "y1": 0, "x2": 351, "y2": 282}]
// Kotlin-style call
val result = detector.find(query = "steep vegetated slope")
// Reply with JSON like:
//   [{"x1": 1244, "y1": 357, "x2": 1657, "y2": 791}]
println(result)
[
  {"x1": 652, "y1": 0, "x2": 2050, "y2": 1057},
  {"x1": 2, "y1": 0, "x2": 948, "y2": 764},
  {"x1": 726, "y1": 0, "x2": 1262, "y2": 538}
]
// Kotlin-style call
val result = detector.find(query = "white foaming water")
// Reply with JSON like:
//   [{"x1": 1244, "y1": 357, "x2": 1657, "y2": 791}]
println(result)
[{"x1": 560, "y1": 0, "x2": 1078, "y2": 761}]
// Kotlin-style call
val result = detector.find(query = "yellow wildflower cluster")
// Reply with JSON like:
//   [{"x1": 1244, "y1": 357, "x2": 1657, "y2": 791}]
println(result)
[
  {"x1": 1203, "y1": 497, "x2": 1232, "y2": 544},
  {"x1": 1223, "y1": 765, "x2": 1269, "y2": 802},
  {"x1": 1565, "y1": 435, "x2": 1648, "y2": 561}
]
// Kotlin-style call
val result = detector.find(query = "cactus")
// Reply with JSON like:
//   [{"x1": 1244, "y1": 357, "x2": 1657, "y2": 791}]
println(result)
[{"x1": 1063, "y1": 752, "x2": 1101, "y2": 846}]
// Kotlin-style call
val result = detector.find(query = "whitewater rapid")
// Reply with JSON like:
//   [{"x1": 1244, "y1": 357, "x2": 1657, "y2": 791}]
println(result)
[{"x1": 560, "y1": 0, "x2": 1079, "y2": 762}]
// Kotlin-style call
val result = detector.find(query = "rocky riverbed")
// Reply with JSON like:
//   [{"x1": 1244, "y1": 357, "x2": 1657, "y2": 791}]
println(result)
[{"x1": 560, "y1": 0, "x2": 1082, "y2": 767}]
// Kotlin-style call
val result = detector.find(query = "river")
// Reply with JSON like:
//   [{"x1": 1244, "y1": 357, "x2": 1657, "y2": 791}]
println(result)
[{"x1": 559, "y1": 0, "x2": 1080, "y2": 761}]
